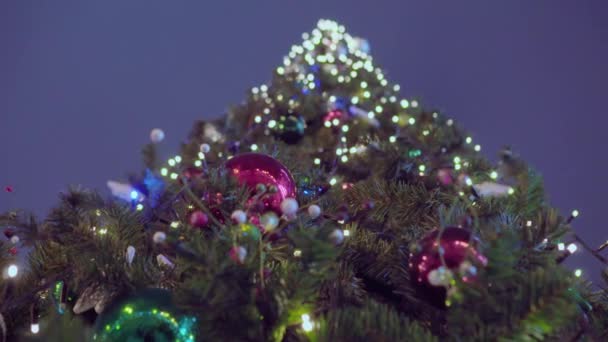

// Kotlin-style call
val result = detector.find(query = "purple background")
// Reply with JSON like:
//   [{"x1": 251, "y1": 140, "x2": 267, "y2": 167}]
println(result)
[{"x1": 1, "y1": 1, "x2": 607, "y2": 281}]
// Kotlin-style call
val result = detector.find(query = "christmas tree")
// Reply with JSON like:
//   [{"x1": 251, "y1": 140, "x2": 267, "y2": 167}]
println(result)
[{"x1": 2, "y1": 19, "x2": 607, "y2": 341}]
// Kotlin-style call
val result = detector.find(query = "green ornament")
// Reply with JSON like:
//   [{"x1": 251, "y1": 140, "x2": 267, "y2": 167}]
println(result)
[
  {"x1": 408, "y1": 149, "x2": 422, "y2": 158},
  {"x1": 93, "y1": 289, "x2": 196, "y2": 342},
  {"x1": 276, "y1": 113, "x2": 306, "y2": 144},
  {"x1": 239, "y1": 223, "x2": 261, "y2": 241}
]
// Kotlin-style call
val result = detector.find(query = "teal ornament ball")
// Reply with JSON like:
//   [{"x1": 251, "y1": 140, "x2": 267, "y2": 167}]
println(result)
[{"x1": 93, "y1": 289, "x2": 196, "y2": 342}]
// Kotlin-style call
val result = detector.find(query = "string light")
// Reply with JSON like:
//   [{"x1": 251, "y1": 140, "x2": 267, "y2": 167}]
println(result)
[
  {"x1": 250, "y1": 144, "x2": 258, "y2": 151},
  {"x1": 574, "y1": 269, "x2": 583, "y2": 277},
  {"x1": 7, "y1": 264, "x2": 18, "y2": 278},
  {"x1": 567, "y1": 243, "x2": 578, "y2": 254},
  {"x1": 30, "y1": 324, "x2": 40, "y2": 334},
  {"x1": 301, "y1": 314, "x2": 314, "y2": 332}
]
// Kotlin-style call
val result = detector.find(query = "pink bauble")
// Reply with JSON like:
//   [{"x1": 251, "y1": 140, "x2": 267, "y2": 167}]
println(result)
[
  {"x1": 225, "y1": 153, "x2": 296, "y2": 214},
  {"x1": 189, "y1": 210, "x2": 209, "y2": 228},
  {"x1": 437, "y1": 168, "x2": 454, "y2": 186},
  {"x1": 408, "y1": 227, "x2": 487, "y2": 307}
]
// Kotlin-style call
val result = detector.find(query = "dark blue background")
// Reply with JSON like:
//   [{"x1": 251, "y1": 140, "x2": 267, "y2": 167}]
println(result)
[{"x1": 1, "y1": 1, "x2": 607, "y2": 281}]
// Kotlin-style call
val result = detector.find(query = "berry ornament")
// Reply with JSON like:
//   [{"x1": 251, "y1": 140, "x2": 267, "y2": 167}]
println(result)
[
  {"x1": 149, "y1": 128, "x2": 165, "y2": 143},
  {"x1": 225, "y1": 153, "x2": 296, "y2": 214},
  {"x1": 280, "y1": 198, "x2": 299, "y2": 216},
  {"x1": 189, "y1": 211, "x2": 209, "y2": 228},
  {"x1": 408, "y1": 227, "x2": 487, "y2": 307}
]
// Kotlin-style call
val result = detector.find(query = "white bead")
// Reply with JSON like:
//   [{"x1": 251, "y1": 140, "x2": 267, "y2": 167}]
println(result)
[
  {"x1": 10, "y1": 236, "x2": 19, "y2": 244},
  {"x1": 307, "y1": 205, "x2": 321, "y2": 219},
  {"x1": 126, "y1": 246, "x2": 136, "y2": 265},
  {"x1": 260, "y1": 212, "x2": 279, "y2": 231},
  {"x1": 149, "y1": 128, "x2": 165, "y2": 143},
  {"x1": 200, "y1": 143, "x2": 211, "y2": 153},
  {"x1": 280, "y1": 198, "x2": 299, "y2": 216},
  {"x1": 231, "y1": 210, "x2": 247, "y2": 224},
  {"x1": 152, "y1": 231, "x2": 166, "y2": 244},
  {"x1": 329, "y1": 229, "x2": 344, "y2": 245}
]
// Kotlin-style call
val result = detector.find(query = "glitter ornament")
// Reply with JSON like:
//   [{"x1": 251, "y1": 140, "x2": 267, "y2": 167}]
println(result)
[
  {"x1": 189, "y1": 211, "x2": 209, "y2": 228},
  {"x1": 307, "y1": 204, "x2": 321, "y2": 219},
  {"x1": 408, "y1": 227, "x2": 487, "y2": 307},
  {"x1": 149, "y1": 128, "x2": 165, "y2": 143},
  {"x1": 280, "y1": 198, "x2": 299, "y2": 216},
  {"x1": 276, "y1": 113, "x2": 306, "y2": 144},
  {"x1": 329, "y1": 229, "x2": 344, "y2": 245},
  {"x1": 93, "y1": 289, "x2": 196, "y2": 342},
  {"x1": 260, "y1": 212, "x2": 280, "y2": 232},
  {"x1": 231, "y1": 210, "x2": 247, "y2": 224},
  {"x1": 225, "y1": 153, "x2": 296, "y2": 214},
  {"x1": 152, "y1": 231, "x2": 167, "y2": 244}
]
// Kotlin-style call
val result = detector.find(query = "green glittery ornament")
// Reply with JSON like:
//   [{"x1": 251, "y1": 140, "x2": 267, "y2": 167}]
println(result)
[
  {"x1": 276, "y1": 113, "x2": 306, "y2": 144},
  {"x1": 93, "y1": 289, "x2": 196, "y2": 342}
]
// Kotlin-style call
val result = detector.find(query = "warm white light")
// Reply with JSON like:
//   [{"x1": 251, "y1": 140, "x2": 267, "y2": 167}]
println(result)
[
  {"x1": 389, "y1": 136, "x2": 396, "y2": 143},
  {"x1": 474, "y1": 144, "x2": 481, "y2": 152},
  {"x1": 574, "y1": 269, "x2": 582, "y2": 277},
  {"x1": 343, "y1": 229, "x2": 350, "y2": 237},
  {"x1": 400, "y1": 99, "x2": 409, "y2": 108},
  {"x1": 329, "y1": 178, "x2": 338, "y2": 186},
  {"x1": 572, "y1": 210, "x2": 580, "y2": 218},
  {"x1": 293, "y1": 249, "x2": 302, "y2": 257},
  {"x1": 170, "y1": 221, "x2": 180, "y2": 229},
  {"x1": 490, "y1": 171, "x2": 498, "y2": 179},
  {"x1": 526, "y1": 220, "x2": 532, "y2": 227}
]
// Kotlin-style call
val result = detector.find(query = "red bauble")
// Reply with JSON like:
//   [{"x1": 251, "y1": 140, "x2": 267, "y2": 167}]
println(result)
[
  {"x1": 189, "y1": 210, "x2": 209, "y2": 228},
  {"x1": 408, "y1": 227, "x2": 487, "y2": 307},
  {"x1": 225, "y1": 153, "x2": 296, "y2": 214}
]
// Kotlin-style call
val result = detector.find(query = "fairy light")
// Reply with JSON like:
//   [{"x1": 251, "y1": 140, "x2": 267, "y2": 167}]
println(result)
[
  {"x1": 557, "y1": 243, "x2": 565, "y2": 251},
  {"x1": 254, "y1": 116, "x2": 262, "y2": 123},
  {"x1": 268, "y1": 120, "x2": 277, "y2": 128},
  {"x1": 454, "y1": 164, "x2": 462, "y2": 171},
  {"x1": 160, "y1": 168, "x2": 168, "y2": 176},
  {"x1": 30, "y1": 324, "x2": 40, "y2": 334},
  {"x1": 260, "y1": 85, "x2": 268, "y2": 92},
  {"x1": 251, "y1": 87, "x2": 259, "y2": 94},
  {"x1": 314, "y1": 158, "x2": 321, "y2": 165},
  {"x1": 474, "y1": 144, "x2": 481, "y2": 152},
  {"x1": 453, "y1": 156, "x2": 461, "y2": 164},
  {"x1": 168, "y1": 159, "x2": 176, "y2": 167},
  {"x1": 422, "y1": 130, "x2": 430, "y2": 136},
  {"x1": 389, "y1": 136, "x2": 397, "y2": 143},
  {"x1": 363, "y1": 91, "x2": 371, "y2": 98},
  {"x1": 567, "y1": 243, "x2": 578, "y2": 254},
  {"x1": 411, "y1": 100, "x2": 419, "y2": 108},
  {"x1": 375, "y1": 105, "x2": 383, "y2": 113},
  {"x1": 392, "y1": 115, "x2": 399, "y2": 123},
  {"x1": 341, "y1": 125, "x2": 349, "y2": 132},
  {"x1": 343, "y1": 229, "x2": 350, "y2": 237},
  {"x1": 174, "y1": 156, "x2": 182, "y2": 163},
  {"x1": 136, "y1": 204, "x2": 144, "y2": 211},
  {"x1": 171, "y1": 221, "x2": 180, "y2": 229},
  {"x1": 408, "y1": 117, "x2": 416, "y2": 125},
  {"x1": 170, "y1": 173, "x2": 178, "y2": 180},
  {"x1": 526, "y1": 220, "x2": 532, "y2": 227},
  {"x1": 508, "y1": 187, "x2": 515, "y2": 195},
  {"x1": 490, "y1": 171, "x2": 498, "y2": 179},
  {"x1": 7, "y1": 264, "x2": 18, "y2": 278},
  {"x1": 572, "y1": 210, "x2": 580, "y2": 218},
  {"x1": 250, "y1": 144, "x2": 258, "y2": 151},
  {"x1": 393, "y1": 84, "x2": 400, "y2": 91},
  {"x1": 400, "y1": 99, "x2": 409, "y2": 108},
  {"x1": 351, "y1": 96, "x2": 359, "y2": 104},
  {"x1": 293, "y1": 249, "x2": 302, "y2": 257},
  {"x1": 276, "y1": 66, "x2": 284, "y2": 75},
  {"x1": 446, "y1": 119, "x2": 454, "y2": 126},
  {"x1": 332, "y1": 118, "x2": 340, "y2": 126},
  {"x1": 301, "y1": 314, "x2": 314, "y2": 332},
  {"x1": 324, "y1": 121, "x2": 332, "y2": 128},
  {"x1": 367, "y1": 112, "x2": 375, "y2": 119},
  {"x1": 194, "y1": 160, "x2": 202, "y2": 167},
  {"x1": 466, "y1": 137, "x2": 473, "y2": 144},
  {"x1": 418, "y1": 165, "x2": 426, "y2": 172},
  {"x1": 432, "y1": 112, "x2": 439, "y2": 118},
  {"x1": 360, "y1": 81, "x2": 368, "y2": 89},
  {"x1": 341, "y1": 155, "x2": 348, "y2": 163},
  {"x1": 329, "y1": 177, "x2": 338, "y2": 186},
  {"x1": 574, "y1": 269, "x2": 583, "y2": 277}
]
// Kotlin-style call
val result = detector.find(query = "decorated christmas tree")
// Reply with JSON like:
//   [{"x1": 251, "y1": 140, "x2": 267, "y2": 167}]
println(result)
[{"x1": 2, "y1": 19, "x2": 607, "y2": 341}]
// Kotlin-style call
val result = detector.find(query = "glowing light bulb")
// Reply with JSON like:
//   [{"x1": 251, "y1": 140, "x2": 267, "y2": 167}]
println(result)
[
  {"x1": 251, "y1": 144, "x2": 258, "y2": 151},
  {"x1": 408, "y1": 118, "x2": 415, "y2": 125},
  {"x1": 567, "y1": 243, "x2": 578, "y2": 254},
  {"x1": 31, "y1": 323, "x2": 40, "y2": 334},
  {"x1": 490, "y1": 171, "x2": 498, "y2": 179},
  {"x1": 574, "y1": 269, "x2": 582, "y2": 277},
  {"x1": 572, "y1": 209, "x2": 580, "y2": 218},
  {"x1": 7, "y1": 264, "x2": 18, "y2": 278}
]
